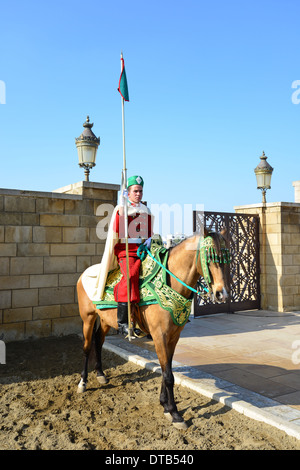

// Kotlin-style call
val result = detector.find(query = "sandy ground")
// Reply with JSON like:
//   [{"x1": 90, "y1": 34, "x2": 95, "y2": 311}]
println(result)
[{"x1": 0, "y1": 335, "x2": 300, "y2": 451}]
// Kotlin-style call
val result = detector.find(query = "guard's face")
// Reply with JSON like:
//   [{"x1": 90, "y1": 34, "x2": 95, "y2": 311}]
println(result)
[{"x1": 128, "y1": 185, "x2": 143, "y2": 204}]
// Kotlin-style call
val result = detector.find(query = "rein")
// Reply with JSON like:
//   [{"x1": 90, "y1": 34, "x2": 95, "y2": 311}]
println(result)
[
  {"x1": 137, "y1": 234, "x2": 231, "y2": 299},
  {"x1": 137, "y1": 243, "x2": 209, "y2": 297}
]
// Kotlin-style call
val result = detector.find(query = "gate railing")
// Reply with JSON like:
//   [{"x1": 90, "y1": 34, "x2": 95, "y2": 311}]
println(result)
[{"x1": 193, "y1": 211, "x2": 260, "y2": 316}]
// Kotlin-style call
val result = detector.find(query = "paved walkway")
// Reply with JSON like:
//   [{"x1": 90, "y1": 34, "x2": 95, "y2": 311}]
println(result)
[{"x1": 105, "y1": 310, "x2": 300, "y2": 440}]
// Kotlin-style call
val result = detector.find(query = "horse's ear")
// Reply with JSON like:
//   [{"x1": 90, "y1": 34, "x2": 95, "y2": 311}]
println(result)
[
  {"x1": 204, "y1": 226, "x2": 209, "y2": 238},
  {"x1": 220, "y1": 227, "x2": 227, "y2": 239}
]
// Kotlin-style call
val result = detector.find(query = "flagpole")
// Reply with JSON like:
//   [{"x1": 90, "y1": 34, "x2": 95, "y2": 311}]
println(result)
[{"x1": 120, "y1": 52, "x2": 132, "y2": 341}]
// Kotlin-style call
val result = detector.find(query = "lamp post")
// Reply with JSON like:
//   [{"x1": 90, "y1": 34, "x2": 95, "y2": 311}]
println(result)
[
  {"x1": 254, "y1": 151, "x2": 274, "y2": 204},
  {"x1": 75, "y1": 116, "x2": 100, "y2": 181}
]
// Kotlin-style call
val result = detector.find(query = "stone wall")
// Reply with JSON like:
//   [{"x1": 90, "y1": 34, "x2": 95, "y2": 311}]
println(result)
[
  {"x1": 235, "y1": 202, "x2": 300, "y2": 312},
  {"x1": 0, "y1": 181, "x2": 119, "y2": 342}
]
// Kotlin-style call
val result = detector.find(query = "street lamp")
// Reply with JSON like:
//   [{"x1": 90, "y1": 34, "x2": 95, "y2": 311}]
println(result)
[
  {"x1": 254, "y1": 151, "x2": 274, "y2": 204},
  {"x1": 75, "y1": 116, "x2": 100, "y2": 181}
]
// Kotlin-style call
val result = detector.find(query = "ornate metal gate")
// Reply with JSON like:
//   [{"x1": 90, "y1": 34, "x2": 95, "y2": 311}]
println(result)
[{"x1": 193, "y1": 211, "x2": 260, "y2": 316}]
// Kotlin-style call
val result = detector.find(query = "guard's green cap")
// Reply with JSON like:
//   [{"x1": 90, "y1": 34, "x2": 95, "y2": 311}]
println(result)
[{"x1": 127, "y1": 175, "x2": 144, "y2": 188}]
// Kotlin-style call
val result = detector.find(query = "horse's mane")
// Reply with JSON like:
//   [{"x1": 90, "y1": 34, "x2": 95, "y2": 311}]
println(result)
[
  {"x1": 168, "y1": 231, "x2": 224, "y2": 256},
  {"x1": 168, "y1": 234, "x2": 195, "y2": 255},
  {"x1": 205, "y1": 231, "x2": 224, "y2": 256}
]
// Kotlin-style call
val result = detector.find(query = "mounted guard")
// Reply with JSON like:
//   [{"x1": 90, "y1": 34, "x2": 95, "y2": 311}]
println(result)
[
  {"x1": 112, "y1": 175, "x2": 153, "y2": 335},
  {"x1": 76, "y1": 53, "x2": 230, "y2": 429}
]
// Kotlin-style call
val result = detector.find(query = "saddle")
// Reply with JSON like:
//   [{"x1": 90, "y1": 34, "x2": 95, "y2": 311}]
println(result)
[{"x1": 93, "y1": 237, "x2": 192, "y2": 326}]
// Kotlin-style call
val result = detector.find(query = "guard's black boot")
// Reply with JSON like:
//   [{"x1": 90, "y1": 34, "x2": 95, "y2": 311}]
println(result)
[{"x1": 117, "y1": 302, "x2": 129, "y2": 336}]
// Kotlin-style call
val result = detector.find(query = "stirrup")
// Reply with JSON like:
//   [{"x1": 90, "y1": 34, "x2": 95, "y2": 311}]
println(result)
[
  {"x1": 133, "y1": 328, "x2": 146, "y2": 338},
  {"x1": 121, "y1": 326, "x2": 136, "y2": 340}
]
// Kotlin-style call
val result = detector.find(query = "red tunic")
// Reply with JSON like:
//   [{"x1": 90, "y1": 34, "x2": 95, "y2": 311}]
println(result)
[{"x1": 113, "y1": 208, "x2": 152, "y2": 303}]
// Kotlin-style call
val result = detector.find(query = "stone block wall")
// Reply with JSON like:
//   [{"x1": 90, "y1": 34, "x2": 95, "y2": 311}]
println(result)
[
  {"x1": 0, "y1": 181, "x2": 119, "y2": 342},
  {"x1": 235, "y1": 202, "x2": 300, "y2": 312}
]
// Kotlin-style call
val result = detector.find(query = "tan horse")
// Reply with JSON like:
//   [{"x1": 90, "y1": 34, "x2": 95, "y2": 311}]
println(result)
[{"x1": 76, "y1": 228, "x2": 229, "y2": 429}]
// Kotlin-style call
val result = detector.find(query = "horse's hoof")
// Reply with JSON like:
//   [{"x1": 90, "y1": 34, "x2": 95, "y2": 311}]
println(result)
[
  {"x1": 77, "y1": 379, "x2": 87, "y2": 393},
  {"x1": 173, "y1": 420, "x2": 188, "y2": 430},
  {"x1": 164, "y1": 412, "x2": 188, "y2": 430},
  {"x1": 96, "y1": 374, "x2": 108, "y2": 385},
  {"x1": 164, "y1": 412, "x2": 173, "y2": 422}
]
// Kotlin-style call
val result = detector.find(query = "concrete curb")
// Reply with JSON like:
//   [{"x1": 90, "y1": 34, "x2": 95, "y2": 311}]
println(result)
[{"x1": 104, "y1": 338, "x2": 300, "y2": 440}]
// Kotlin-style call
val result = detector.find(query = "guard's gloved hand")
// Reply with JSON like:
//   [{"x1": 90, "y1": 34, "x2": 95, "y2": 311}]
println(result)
[{"x1": 144, "y1": 237, "x2": 152, "y2": 249}]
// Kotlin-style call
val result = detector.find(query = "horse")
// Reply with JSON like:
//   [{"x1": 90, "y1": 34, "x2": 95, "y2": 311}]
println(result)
[{"x1": 76, "y1": 228, "x2": 229, "y2": 430}]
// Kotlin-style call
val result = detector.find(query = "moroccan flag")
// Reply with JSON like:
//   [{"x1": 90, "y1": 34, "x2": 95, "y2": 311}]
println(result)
[{"x1": 118, "y1": 57, "x2": 129, "y2": 102}]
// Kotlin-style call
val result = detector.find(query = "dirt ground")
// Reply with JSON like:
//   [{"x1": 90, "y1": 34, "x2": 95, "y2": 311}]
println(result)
[{"x1": 1, "y1": 335, "x2": 300, "y2": 451}]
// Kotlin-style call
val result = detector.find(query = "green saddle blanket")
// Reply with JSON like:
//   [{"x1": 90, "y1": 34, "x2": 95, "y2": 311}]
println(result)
[{"x1": 93, "y1": 239, "x2": 192, "y2": 326}]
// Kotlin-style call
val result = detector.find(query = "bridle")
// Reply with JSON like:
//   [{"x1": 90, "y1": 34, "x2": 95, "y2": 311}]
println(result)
[{"x1": 195, "y1": 233, "x2": 231, "y2": 288}]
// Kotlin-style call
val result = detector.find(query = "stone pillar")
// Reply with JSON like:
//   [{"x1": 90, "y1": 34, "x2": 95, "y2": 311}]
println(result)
[
  {"x1": 293, "y1": 181, "x2": 300, "y2": 203},
  {"x1": 235, "y1": 202, "x2": 300, "y2": 312},
  {"x1": 53, "y1": 181, "x2": 118, "y2": 202}
]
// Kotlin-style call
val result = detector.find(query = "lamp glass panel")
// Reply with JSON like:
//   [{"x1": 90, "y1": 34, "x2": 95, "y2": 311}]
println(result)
[
  {"x1": 81, "y1": 145, "x2": 96, "y2": 165},
  {"x1": 256, "y1": 171, "x2": 272, "y2": 189},
  {"x1": 77, "y1": 146, "x2": 83, "y2": 164},
  {"x1": 264, "y1": 172, "x2": 272, "y2": 188},
  {"x1": 256, "y1": 172, "x2": 265, "y2": 188}
]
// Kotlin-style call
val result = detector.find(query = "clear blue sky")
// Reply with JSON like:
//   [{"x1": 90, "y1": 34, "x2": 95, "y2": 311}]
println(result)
[{"x1": 1, "y1": 0, "x2": 300, "y2": 223}]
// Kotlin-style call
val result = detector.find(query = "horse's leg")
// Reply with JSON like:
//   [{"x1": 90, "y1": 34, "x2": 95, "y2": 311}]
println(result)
[
  {"x1": 77, "y1": 277, "x2": 97, "y2": 393},
  {"x1": 160, "y1": 341, "x2": 187, "y2": 429},
  {"x1": 78, "y1": 311, "x2": 97, "y2": 392},
  {"x1": 94, "y1": 316, "x2": 111, "y2": 385},
  {"x1": 148, "y1": 312, "x2": 187, "y2": 429}
]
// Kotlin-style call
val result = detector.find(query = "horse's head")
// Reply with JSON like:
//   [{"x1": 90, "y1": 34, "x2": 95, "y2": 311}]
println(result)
[{"x1": 197, "y1": 227, "x2": 230, "y2": 303}]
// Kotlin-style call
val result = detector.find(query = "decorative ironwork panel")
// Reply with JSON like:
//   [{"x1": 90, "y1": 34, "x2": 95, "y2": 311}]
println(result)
[{"x1": 193, "y1": 211, "x2": 260, "y2": 316}]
